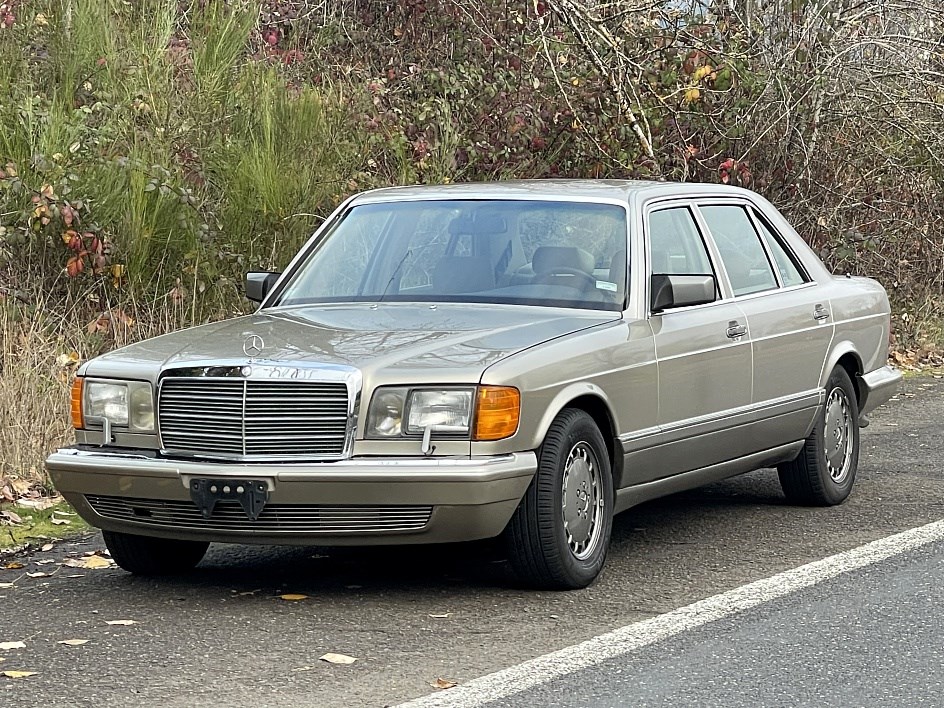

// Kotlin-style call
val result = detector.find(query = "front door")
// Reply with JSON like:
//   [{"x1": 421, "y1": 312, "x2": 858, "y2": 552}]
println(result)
[{"x1": 628, "y1": 204, "x2": 753, "y2": 484}]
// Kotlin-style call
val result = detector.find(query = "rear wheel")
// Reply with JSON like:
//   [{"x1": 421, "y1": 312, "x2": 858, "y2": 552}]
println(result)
[
  {"x1": 778, "y1": 366, "x2": 860, "y2": 506},
  {"x1": 503, "y1": 408, "x2": 614, "y2": 589},
  {"x1": 103, "y1": 531, "x2": 209, "y2": 575}
]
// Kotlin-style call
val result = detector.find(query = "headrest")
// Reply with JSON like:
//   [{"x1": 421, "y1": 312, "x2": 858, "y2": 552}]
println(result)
[{"x1": 532, "y1": 246, "x2": 595, "y2": 276}]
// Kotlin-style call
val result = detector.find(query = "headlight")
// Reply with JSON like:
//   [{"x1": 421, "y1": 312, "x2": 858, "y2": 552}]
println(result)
[
  {"x1": 367, "y1": 387, "x2": 473, "y2": 438},
  {"x1": 365, "y1": 387, "x2": 408, "y2": 437},
  {"x1": 365, "y1": 386, "x2": 519, "y2": 441},
  {"x1": 406, "y1": 389, "x2": 473, "y2": 434},
  {"x1": 81, "y1": 379, "x2": 154, "y2": 432}
]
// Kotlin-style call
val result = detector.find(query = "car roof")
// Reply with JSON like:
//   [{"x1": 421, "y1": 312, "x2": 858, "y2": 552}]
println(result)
[{"x1": 348, "y1": 179, "x2": 758, "y2": 204}]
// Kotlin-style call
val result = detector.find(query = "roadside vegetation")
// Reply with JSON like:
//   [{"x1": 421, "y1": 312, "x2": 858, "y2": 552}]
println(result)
[{"x1": 1, "y1": 0, "x2": 942, "y2": 498}]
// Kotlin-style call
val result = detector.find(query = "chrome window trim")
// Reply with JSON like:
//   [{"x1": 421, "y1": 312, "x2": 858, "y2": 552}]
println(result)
[
  {"x1": 156, "y1": 362, "x2": 362, "y2": 462},
  {"x1": 732, "y1": 280, "x2": 819, "y2": 304}
]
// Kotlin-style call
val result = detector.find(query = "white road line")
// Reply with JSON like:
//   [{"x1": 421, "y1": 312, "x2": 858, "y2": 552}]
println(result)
[{"x1": 396, "y1": 518, "x2": 944, "y2": 708}]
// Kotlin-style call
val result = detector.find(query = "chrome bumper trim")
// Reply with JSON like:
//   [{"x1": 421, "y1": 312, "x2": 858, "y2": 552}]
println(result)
[{"x1": 46, "y1": 448, "x2": 538, "y2": 486}]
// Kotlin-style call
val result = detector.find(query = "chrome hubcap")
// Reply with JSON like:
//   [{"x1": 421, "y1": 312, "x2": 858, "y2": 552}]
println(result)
[
  {"x1": 561, "y1": 442, "x2": 603, "y2": 560},
  {"x1": 824, "y1": 386, "x2": 854, "y2": 483}
]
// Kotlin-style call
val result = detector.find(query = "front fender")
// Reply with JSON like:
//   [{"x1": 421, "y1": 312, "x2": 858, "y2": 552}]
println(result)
[{"x1": 527, "y1": 382, "x2": 618, "y2": 453}]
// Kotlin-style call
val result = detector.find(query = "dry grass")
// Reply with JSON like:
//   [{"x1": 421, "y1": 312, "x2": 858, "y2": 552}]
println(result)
[
  {"x1": 0, "y1": 289, "x2": 234, "y2": 485},
  {"x1": 0, "y1": 303, "x2": 75, "y2": 484}
]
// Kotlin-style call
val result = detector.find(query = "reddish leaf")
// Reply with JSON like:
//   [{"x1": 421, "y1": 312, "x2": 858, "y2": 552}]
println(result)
[{"x1": 66, "y1": 256, "x2": 85, "y2": 277}]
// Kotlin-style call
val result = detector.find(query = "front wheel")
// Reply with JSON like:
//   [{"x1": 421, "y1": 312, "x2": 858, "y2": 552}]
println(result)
[
  {"x1": 103, "y1": 531, "x2": 209, "y2": 575},
  {"x1": 778, "y1": 366, "x2": 860, "y2": 506},
  {"x1": 503, "y1": 408, "x2": 614, "y2": 589}
]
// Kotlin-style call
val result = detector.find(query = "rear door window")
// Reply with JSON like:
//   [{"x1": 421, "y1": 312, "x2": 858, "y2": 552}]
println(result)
[
  {"x1": 750, "y1": 210, "x2": 808, "y2": 287},
  {"x1": 699, "y1": 205, "x2": 778, "y2": 296}
]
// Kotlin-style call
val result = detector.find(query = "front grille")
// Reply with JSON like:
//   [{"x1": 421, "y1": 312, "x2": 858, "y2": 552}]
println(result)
[
  {"x1": 158, "y1": 378, "x2": 350, "y2": 460},
  {"x1": 86, "y1": 495, "x2": 432, "y2": 534}
]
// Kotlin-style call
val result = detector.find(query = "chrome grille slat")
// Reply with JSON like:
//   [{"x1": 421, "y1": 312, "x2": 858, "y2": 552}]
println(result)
[
  {"x1": 85, "y1": 495, "x2": 431, "y2": 533},
  {"x1": 158, "y1": 377, "x2": 350, "y2": 460}
]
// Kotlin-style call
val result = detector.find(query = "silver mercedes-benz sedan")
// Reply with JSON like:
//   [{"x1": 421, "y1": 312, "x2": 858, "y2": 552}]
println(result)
[{"x1": 46, "y1": 180, "x2": 901, "y2": 588}]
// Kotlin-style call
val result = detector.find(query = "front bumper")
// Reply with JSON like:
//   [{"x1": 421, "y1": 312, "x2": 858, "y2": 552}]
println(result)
[{"x1": 45, "y1": 448, "x2": 537, "y2": 545}]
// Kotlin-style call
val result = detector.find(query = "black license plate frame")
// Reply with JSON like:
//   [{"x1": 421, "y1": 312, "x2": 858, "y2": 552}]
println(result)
[{"x1": 189, "y1": 479, "x2": 270, "y2": 521}]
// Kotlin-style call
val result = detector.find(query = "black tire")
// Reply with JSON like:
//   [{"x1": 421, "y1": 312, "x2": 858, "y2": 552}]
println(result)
[
  {"x1": 503, "y1": 408, "x2": 614, "y2": 589},
  {"x1": 103, "y1": 531, "x2": 209, "y2": 575},
  {"x1": 778, "y1": 366, "x2": 860, "y2": 506}
]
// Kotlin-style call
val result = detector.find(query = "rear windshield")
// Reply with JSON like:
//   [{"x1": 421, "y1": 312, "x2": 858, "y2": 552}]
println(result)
[{"x1": 276, "y1": 199, "x2": 629, "y2": 311}]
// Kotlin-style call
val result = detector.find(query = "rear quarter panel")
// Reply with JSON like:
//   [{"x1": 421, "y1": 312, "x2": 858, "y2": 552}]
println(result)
[{"x1": 822, "y1": 275, "x2": 891, "y2": 383}]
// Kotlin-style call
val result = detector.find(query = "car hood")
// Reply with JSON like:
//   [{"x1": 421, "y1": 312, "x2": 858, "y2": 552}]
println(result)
[{"x1": 83, "y1": 303, "x2": 620, "y2": 384}]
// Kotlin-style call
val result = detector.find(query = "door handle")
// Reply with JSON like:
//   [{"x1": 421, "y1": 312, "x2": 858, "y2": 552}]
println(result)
[
  {"x1": 813, "y1": 304, "x2": 830, "y2": 321},
  {"x1": 726, "y1": 321, "x2": 747, "y2": 339}
]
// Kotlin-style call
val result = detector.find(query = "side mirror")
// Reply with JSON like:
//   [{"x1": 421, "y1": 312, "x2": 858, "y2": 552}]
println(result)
[
  {"x1": 650, "y1": 274, "x2": 716, "y2": 312},
  {"x1": 245, "y1": 272, "x2": 281, "y2": 304}
]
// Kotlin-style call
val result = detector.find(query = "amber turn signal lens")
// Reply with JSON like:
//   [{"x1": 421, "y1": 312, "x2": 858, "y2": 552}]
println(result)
[
  {"x1": 473, "y1": 386, "x2": 520, "y2": 441},
  {"x1": 70, "y1": 377, "x2": 84, "y2": 429}
]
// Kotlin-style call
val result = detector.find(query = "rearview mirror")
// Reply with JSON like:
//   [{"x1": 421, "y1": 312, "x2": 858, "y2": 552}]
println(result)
[
  {"x1": 650, "y1": 274, "x2": 715, "y2": 312},
  {"x1": 245, "y1": 272, "x2": 281, "y2": 303}
]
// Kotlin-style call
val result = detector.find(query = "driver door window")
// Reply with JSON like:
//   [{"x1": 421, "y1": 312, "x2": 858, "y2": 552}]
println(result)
[{"x1": 648, "y1": 207, "x2": 713, "y2": 276}]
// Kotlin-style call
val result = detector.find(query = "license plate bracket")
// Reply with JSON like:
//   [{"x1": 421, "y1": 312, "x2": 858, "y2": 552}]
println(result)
[{"x1": 189, "y1": 479, "x2": 269, "y2": 521}]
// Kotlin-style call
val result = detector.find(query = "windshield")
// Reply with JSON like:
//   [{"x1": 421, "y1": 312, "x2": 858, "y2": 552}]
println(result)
[{"x1": 277, "y1": 199, "x2": 628, "y2": 311}]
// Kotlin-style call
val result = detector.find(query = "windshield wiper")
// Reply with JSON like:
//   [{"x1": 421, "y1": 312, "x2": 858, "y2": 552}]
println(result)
[{"x1": 378, "y1": 248, "x2": 413, "y2": 302}]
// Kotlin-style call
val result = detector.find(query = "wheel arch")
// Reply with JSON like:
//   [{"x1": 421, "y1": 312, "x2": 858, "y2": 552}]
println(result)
[
  {"x1": 822, "y1": 343, "x2": 864, "y2": 405},
  {"x1": 533, "y1": 385, "x2": 623, "y2": 490}
]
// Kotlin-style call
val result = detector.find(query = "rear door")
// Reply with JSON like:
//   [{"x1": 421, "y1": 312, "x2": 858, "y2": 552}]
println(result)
[
  {"x1": 628, "y1": 203, "x2": 753, "y2": 483},
  {"x1": 697, "y1": 202, "x2": 832, "y2": 448}
]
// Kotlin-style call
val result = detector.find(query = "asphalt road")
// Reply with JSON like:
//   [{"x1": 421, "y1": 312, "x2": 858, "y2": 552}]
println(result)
[
  {"x1": 493, "y1": 539, "x2": 944, "y2": 708},
  {"x1": 1, "y1": 376, "x2": 942, "y2": 708}
]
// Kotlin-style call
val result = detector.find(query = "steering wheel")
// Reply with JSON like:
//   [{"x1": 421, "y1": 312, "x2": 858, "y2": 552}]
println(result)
[{"x1": 533, "y1": 267, "x2": 598, "y2": 291}]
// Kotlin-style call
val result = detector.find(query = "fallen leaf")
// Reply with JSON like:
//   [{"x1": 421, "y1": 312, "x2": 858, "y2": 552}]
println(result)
[
  {"x1": 292, "y1": 665, "x2": 314, "y2": 672},
  {"x1": 10, "y1": 479, "x2": 30, "y2": 496},
  {"x1": 0, "y1": 583, "x2": 13, "y2": 589},
  {"x1": 1, "y1": 670, "x2": 37, "y2": 678},
  {"x1": 430, "y1": 678, "x2": 458, "y2": 690},
  {"x1": 35, "y1": 560, "x2": 54, "y2": 565},
  {"x1": 2, "y1": 562, "x2": 24, "y2": 570},
  {"x1": 50, "y1": 517, "x2": 71, "y2": 526},
  {"x1": 63, "y1": 555, "x2": 112, "y2": 569},
  {"x1": 0, "y1": 510, "x2": 22, "y2": 525},
  {"x1": 26, "y1": 572, "x2": 48, "y2": 579},
  {"x1": 15, "y1": 497, "x2": 59, "y2": 510},
  {"x1": 428, "y1": 613, "x2": 452, "y2": 619},
  {"x1": 105, "y1": 620, "x2": 137, "y2": 626},
  {"x1": 319, "y1": 653, "x2": 357, "y2": 665},
  {"x1": 40, "y1": 543, "x2": 54, "y2": 552},
  {"x1": 0, "y1": 642, "x2": 25, "y2": 651},
  {"x1": 280, "y1": 593, "x2": 308, "y2": 601},
  {"x1": 57, "y1": 639, "x2": 89, "y2": 646}
]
